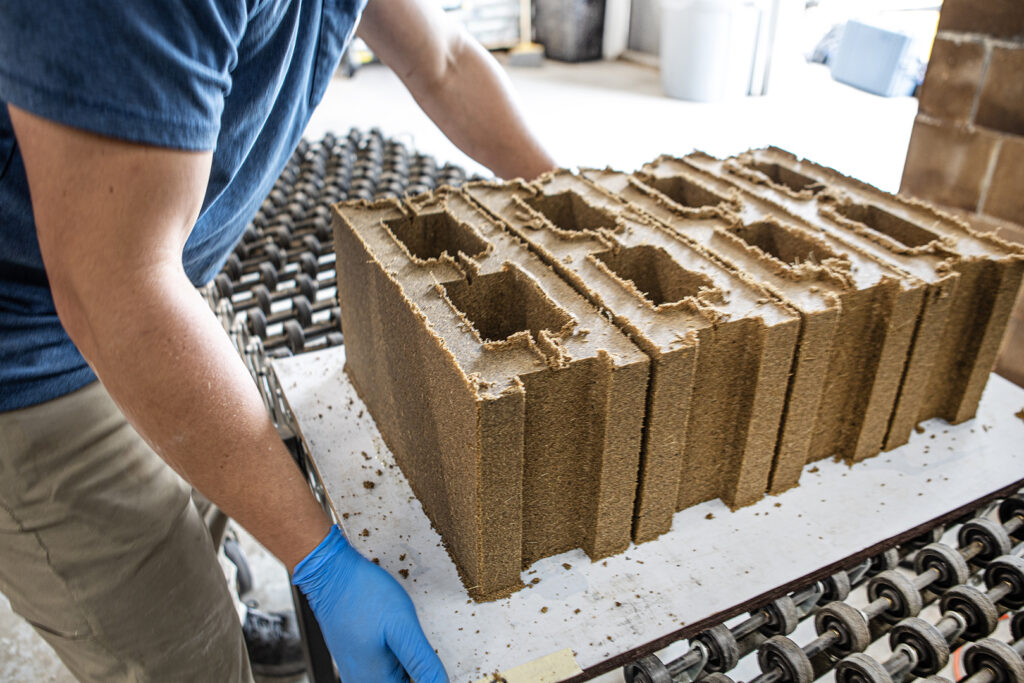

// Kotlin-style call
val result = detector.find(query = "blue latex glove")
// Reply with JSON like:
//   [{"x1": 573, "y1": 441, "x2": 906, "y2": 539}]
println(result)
[{"x1": 292, "y1": 526, "x2": 449, "y2": 682}]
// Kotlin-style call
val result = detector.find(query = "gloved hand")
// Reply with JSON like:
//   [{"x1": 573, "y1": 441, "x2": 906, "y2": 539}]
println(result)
[{"x1": 292, "y1": 525, "x2": 449, "y2": 682}]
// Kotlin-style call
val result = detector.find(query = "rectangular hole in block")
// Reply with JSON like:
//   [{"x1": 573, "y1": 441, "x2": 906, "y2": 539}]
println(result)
[
  {"x1": 731, "y1": 221, "x2": 838, "y2": 265},
  {"x1": 645, "y1": 175, "x2": 729, "y2": 209},
  {"x1": 593, "y1": 244, "x2": 714, "y2": 306},
  {"x1": 831, "y1": 203, "x2": 939, "y2": 248},
  {"x1": 442, "y1": 267, "x2": 572, "y2": 343},
  {"x1": 744, "y1": 161, "x2": 824, "y2": 194},
  {"x1": 526, "y1": 191, "x2": 617, "y2": 232},
  {"x1": 385, "y1": 211, "x2": 489, "y2": 261}
]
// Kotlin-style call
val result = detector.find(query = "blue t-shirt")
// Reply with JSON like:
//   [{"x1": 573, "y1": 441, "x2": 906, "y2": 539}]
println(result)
[{"x1": 0, "y1": 0, "x2": 366, "y2": 411}]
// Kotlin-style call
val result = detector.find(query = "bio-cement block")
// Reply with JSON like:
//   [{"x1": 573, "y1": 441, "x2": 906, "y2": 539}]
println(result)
[
  {"x1": 986, "y1": 135, "x2": 1024, "y2": 225},
  {"x1": 708, "y1": 147, "x2": 1024, "y2": 443},
  {"x1": 333, "y1": 188, "x2": 649, "y2": 599},
  {"x1": 975, "y1": 44, "x2": 1024, "y2": 137},
  {"x1": 901, "y1": 117, "x2": 998, "y2": 213},
  {"x1": 936, "y1": 0, "x2": 1024, "y2": 43},
  {"x1": 918, "y1": 36, "x2": 987, "y2": 126},
  {"x1": 583, "y1": 167, "x2": 841, "y2": 494},
  {"x1": 465, "y1": 172, "x2": 800, "y2": 542},
  {"x1": 630, "y1": 154, "x2": 927, "y2": 465}
]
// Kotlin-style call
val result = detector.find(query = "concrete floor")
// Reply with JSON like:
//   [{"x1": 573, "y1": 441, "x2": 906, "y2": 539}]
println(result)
[
  {"x1": 0, "y1": 56, "x2": 917, "y2": 681},
  {"x1": 306, "y1": 55, "x2": 918, "y2": 191}
]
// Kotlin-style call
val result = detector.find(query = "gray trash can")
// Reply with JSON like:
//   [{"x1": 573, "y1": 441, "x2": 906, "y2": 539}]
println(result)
[{"x1": 535, "y1": 0, "x2": 606, "y2": 62}]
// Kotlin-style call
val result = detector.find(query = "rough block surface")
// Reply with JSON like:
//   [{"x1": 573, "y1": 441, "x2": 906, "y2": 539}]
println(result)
[
  {"x1": 583, "y1": 165, "x2": 840, "y2": 494},
  {"x1": 739, "y1": 148, "x2": 1023, "y2": 432},
  {"x1": 976, "y1": 45, "x2": 1024, "y2": 137},
  {"x1": 936, "y1": 0, "x2": 1024, "y2": 40},
  {"x1": 984, "y1": 132, "x2": 1024, "y2": 225},
  {"x1": 918, "y1": 37, "x2": 986, "y2": 125},
  {"x1": 662, "y1": 151, "x2": 939, "y2": 458},
  {"x1": 901, "y1": 117, "x2": 998, "y2": 212},
  {"x1": 953, "y1": 211, "x2": 1024, "y2": 388}
]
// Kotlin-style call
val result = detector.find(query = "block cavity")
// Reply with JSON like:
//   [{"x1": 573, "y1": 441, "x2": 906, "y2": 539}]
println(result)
[
  {"x1": 333, "y1": 189, "x2": 649, "y2": 599},
  {"x1": 466, "y1": 172, "x2": 800, "y2": 542},
  {"x1": 718, "y1": 147, "x2": 1024, "y2": 443}
]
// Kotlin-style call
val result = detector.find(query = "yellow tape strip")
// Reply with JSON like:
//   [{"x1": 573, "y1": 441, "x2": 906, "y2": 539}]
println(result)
[{"x1": 472, "y1": 648, "x2": 583, "y2": 683}]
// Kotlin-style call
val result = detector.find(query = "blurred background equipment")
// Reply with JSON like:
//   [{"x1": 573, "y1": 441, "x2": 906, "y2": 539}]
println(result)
[
  {"x1": 534, "y1": 0, "x2": 607, "y2": 61},
  {"x1": 828, "y1": 19, "x2": 921, "y2": 96}
]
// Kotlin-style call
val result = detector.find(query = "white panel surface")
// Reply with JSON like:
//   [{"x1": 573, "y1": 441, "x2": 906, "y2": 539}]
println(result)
[{"x1": 273, "y1": 346, "x2": 1024, "y2": 682}]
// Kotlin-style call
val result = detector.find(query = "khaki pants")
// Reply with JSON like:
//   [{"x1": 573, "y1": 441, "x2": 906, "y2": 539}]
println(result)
[{"x1": 0, "y1": 381, "x2": 253, "y2": 682}]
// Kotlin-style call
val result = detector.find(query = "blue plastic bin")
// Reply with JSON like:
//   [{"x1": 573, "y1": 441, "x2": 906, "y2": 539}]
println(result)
[{"x1": 829, "y1": 20, "x2": 917, "y2": 97}]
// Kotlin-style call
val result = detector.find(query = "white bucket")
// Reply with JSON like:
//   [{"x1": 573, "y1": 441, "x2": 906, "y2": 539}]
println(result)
[{"x1": 659, "y1": 0, "x2": 761, "y2": 102}]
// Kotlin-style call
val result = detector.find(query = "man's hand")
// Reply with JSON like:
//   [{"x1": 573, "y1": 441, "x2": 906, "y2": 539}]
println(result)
[
  {"x1": 293, "y1": 526, "x2": 449, "y2": 682},
  {"x1": 357, "y1": 0, "x2": 556, "y2": 180}
]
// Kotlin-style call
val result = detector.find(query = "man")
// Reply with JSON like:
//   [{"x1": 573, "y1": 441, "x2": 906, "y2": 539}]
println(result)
[{"x1": 0, "y1": 0, "x2": 555, "y2": 680}]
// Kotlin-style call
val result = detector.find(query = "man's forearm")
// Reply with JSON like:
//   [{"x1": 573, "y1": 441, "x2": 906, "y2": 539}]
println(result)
[
  {"x1": 400, "y1": 34, "x2": 555, "y2": 180},
  {"x1": 67, "y1": 262, "x2": 331, "y2": 571},
  {"x1": 356, "y1": 0, "x2": 554, "y2": 179},
  {"x1": 10, "y1": 105, "x2": 330, "y2": 572}
]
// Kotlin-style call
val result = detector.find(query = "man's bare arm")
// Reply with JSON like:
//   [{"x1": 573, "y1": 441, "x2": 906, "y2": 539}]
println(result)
[
  {"x1": 356, "y1": 0, "x2": 556, "y2": 180},
  {"x1": 10, "y1": 106, "x2": 331, "y2": 571}
]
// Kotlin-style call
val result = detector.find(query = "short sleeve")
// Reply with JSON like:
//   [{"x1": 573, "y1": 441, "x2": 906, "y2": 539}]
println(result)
[{"x1": 0, "y1": 1, "x2": 248, "y2": 151}]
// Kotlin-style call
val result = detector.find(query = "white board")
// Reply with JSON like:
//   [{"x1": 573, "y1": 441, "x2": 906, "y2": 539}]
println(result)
[{"x1": 272, "y1": 346, "x2": 1024, "y2": 682}]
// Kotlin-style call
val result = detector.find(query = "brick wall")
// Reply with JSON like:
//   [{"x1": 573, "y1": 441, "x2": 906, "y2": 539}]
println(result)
[{"x1": 900, "y1": 0, "x2": 1024, "y2": 388}]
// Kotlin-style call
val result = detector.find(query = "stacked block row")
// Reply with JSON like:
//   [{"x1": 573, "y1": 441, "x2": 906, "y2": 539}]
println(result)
[
  {"x1": 901, "y1": 0, "x2": 1024, "y2": 386},
  {"x1": 903, "y1": 10, "x2": 1024, "y2": 222},
  {"x1": 333, "y1": 149, "x2": 1023, "y2": 600}
]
